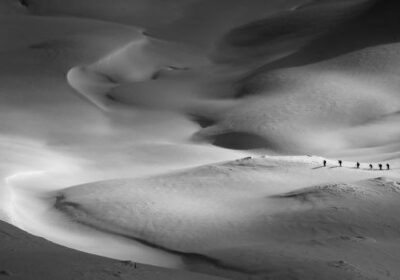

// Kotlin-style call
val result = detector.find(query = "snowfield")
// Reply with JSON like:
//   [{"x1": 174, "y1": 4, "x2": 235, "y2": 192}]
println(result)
[
  {"x1": 1, "y1": 0, "x2": 400, "y2": 279},
  {"x1": 56, "y1": 156, "x2": 400, "y2": 279}
]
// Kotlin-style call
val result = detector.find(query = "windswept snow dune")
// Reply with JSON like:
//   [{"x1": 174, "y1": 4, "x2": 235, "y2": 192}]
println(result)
[
  {"x1": 195, "y1": 0, "x2": 400, "y2": 157},
  {"x1": 23, "y1": 0, "x2": 309, "y2": 47},
  {"x1": 57, "y1": 156, "x2": 400, "y2": 279},
  {"x1": 211, "y1": 0, "x2": 373, "y2": 63},
  {"x1": 1, "y1": 0, "x2": 400, "y2": 279},
  {"x1": 0, "y1": 221, "x2": 224, "y2": 280}
]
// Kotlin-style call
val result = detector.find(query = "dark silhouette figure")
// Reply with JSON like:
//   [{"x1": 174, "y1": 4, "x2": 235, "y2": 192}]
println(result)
[
  {"x1": 379, "y1": 164, "x2": 383, "y2": 170},
  {"x1": 387, "y1": 163, "x2": 390, "y2": 170},
  {"x1": 323, "y1": 160, "x2": 327, "y2": 167},
  {"x1": 369, "y1": 164, "x2": 373, "y2": 169},
  {"x1": 356, "y1": 162, "x2": 360, "y2": 169},
  {"x1": 338, "y1": 160, "x2": 342, "y2": 167}
]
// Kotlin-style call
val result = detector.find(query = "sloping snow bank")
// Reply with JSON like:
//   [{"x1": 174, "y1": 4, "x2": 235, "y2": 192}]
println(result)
[{"x1": 56, "y1": 156, "x2": 400, "y2": 279}]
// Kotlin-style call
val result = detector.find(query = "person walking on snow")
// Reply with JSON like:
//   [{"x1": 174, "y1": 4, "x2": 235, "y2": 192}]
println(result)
[
  {"x1": 387, "y1": 163, "x2": 390, "y2": 170},
  {"x1": 379, "y1": 164, "x2": 383, "y2": 170},
  {"x1": 356, "y1": 162, "x2": 360, "y2": 169},
  {"x1": 323, "y1": 160, "x2": 327, "y2": 167},
  {"x1": 338, "y1": 160, "x2": 342, "y2": 167},
  {"x1": 369, "y1": 164, "x2": 373, "y2": 169}
]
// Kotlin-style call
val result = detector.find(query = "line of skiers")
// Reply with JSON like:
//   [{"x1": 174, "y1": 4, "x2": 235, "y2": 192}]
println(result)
[{"x1": 323, "y1": 160, "x2": 390, "y2": 170}]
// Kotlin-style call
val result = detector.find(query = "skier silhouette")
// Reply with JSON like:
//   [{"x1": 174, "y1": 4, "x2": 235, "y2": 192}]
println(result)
[
  {"x1": 356, "y1": 162, "x2": 360, "y2": 169},
  {"x1": 386, "y1": 163, "x2": 390, "y2": 170},
  {"x1": 379, "y1": 164, "x2": 383, "y2": 170},
  {"x1": 323, "y1": 160, "x2": 327, "y2": 167},
  {"x1": 369, "y1": 164, "x2": 373, "y2": 169},
  {"x1": 338, "y1": 160, "x2": 342, "y2": 167}
]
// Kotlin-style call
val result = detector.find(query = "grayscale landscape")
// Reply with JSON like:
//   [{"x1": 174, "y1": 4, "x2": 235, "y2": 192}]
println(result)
[{"x1": 0, "y1": 0, "x2": 400, "y2": 279}]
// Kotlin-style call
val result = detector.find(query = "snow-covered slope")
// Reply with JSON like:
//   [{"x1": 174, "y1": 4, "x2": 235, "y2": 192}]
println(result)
[
  {"x1": 56, "y1": 156, "x2": 400, "y2": 279},
  {"x1": 1, "y1": 0, "x2": 400, "y2": 279}
]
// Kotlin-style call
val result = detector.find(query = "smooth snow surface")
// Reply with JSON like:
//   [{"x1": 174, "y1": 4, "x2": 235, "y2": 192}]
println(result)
[{"x1": 1, "y1": 0, "x2": 400, "y2": 279}]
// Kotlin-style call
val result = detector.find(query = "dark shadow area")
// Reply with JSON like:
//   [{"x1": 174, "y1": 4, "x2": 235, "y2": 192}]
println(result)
[
  {"x1": 213, "y1": 0, "x2": 372, "y2": 64},
  {"x1": 151, "y1": 70, "x2": 162, "y2": 80},
  {"x1": 29, "y1": 41, "x2": 56, "y2": 50},
  {"x1": 236, "y1": 0, "x2": 400, "y2": 97},
  {"x1": 105, "y1": 93, "x2": 118, "y2": 102},
  {"x1": 312, "y1": 166, "x2": 325, "y2": 170},
  {"x1": 19, "y1": 0, "x2": 29, "y2": 7},
  {"x1": 188, "y1": 114, "x2": 216, "y2": 128},
  {"x1": 208, "y1": 131, "x2": 274, "y2": 150},
  {"x1": 151, "y1": 66, "x2": 190, "y2": 80}
]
